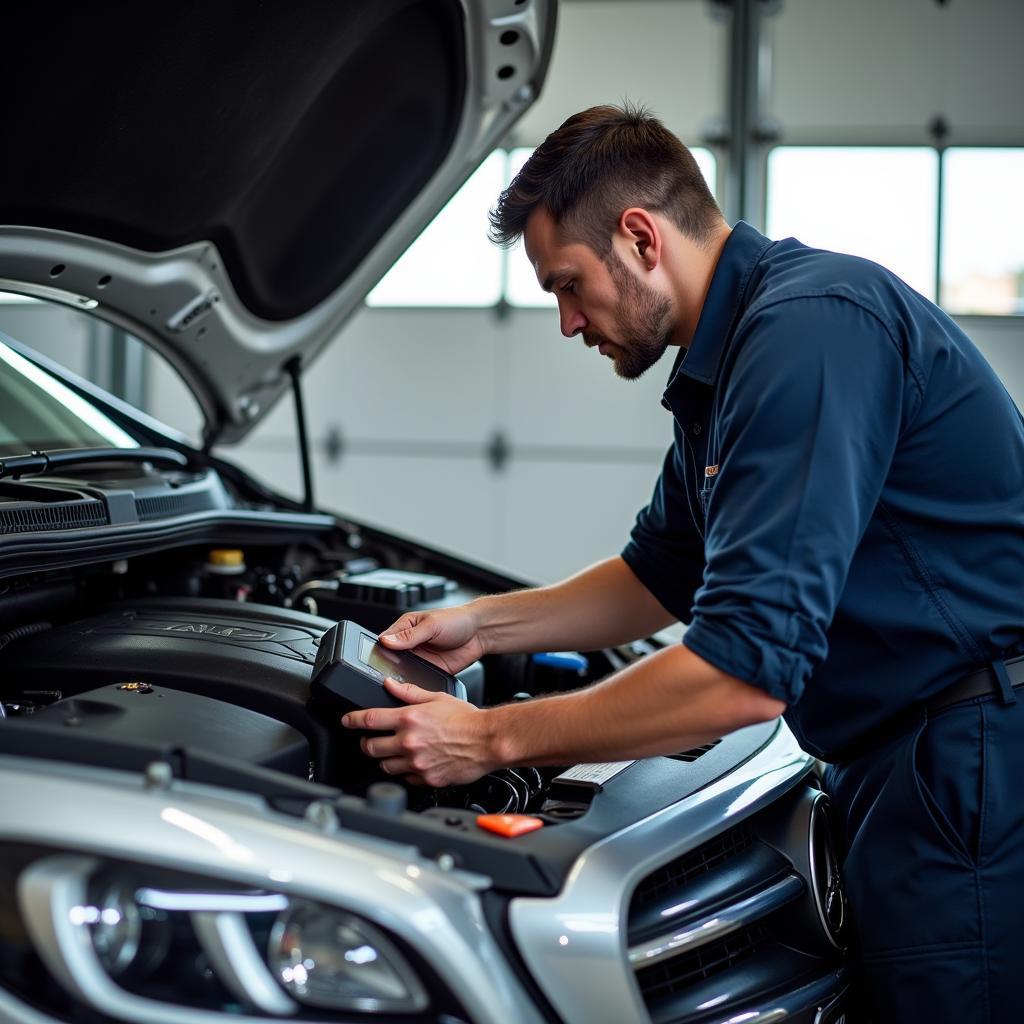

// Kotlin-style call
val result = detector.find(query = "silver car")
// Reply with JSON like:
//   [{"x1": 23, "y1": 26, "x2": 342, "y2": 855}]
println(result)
[{"x1": 0, "y1": 2, "x2": 853, "y2": 1022}]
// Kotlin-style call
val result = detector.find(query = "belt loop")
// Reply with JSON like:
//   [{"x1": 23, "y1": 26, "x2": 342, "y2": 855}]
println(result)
[{"x1": 992, "y1": 660, "x2": 1018, "y2": 706}]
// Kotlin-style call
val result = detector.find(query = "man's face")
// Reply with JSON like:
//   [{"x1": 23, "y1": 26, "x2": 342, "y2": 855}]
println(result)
[{"x1": 524, "y1": 208, "x2": 673, "y2": 380}]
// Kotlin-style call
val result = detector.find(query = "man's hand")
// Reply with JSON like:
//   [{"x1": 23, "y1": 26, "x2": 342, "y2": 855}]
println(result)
[
  {"x1": 341, "y1": 677, "x2": 499, "y2": 787},
  {"x1": 379, "y1": 606, "x2": 487, "y2": 676}
]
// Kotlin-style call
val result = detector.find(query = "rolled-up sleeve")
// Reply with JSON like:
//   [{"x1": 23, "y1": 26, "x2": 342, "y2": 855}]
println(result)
[
  {"x1": 682, "y1": 295, "x2": 912, "y2": 704},
  {"x1": 621, "y1": 419, "x2": 706, "y2": 623}
]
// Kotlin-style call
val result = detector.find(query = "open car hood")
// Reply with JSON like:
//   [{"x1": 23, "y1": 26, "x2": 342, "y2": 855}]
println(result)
[{"x1": 0, "y1": 1, "x2": 555, "y2": 444}]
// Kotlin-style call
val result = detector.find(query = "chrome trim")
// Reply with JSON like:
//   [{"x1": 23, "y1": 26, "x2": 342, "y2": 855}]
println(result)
[
  {"x1": 628, "y1": 873, "x2": 804, "y2": 968},
  {"x1": 191, "y1": 911, "x2": 297, "y2": 1017},
  {"x1": 1, "y1": 758, "x2": 547, "y2": 1024},
  {"x1": 704, "y1": 973, "x2": 849, "y2": 1024},
  {"x1": 509, "y1": 721, "x2": 814, "y2": 1024},
  {"x1": 814, "y1": 984, "x2": 854, "y2": 1023},
  {"x1": 808, "y1": 792, "x2": 847, "y2": 950},
  {"x1": 138, "y1": 889, "x2": 288, "y2": 913}
]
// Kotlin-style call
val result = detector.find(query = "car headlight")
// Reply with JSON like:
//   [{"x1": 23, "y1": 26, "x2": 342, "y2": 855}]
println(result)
[
  {"x1": 1, "y1": 848, "x2": 437, "y2": 1021},
  {"x1": 270, "y1": 899, "x2": 428, "y2": 1012},
  {"x1": 86, "y1": 878, "x2": 151, "y2": 976}
]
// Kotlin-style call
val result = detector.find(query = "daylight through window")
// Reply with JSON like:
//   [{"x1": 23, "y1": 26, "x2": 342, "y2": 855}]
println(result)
[{"x1": 370, "y1": 147, "x2": 717, "y2": 308}]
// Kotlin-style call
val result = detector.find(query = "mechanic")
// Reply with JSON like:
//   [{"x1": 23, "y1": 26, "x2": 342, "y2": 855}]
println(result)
[{"x1": 343, "y1": 104, "x2": 1024, "y2": 1021}]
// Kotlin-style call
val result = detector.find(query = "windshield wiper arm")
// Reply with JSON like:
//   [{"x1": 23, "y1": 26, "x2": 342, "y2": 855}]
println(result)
[{"x1": 0, "y1": 447, "x2": 189, "y2": 481}]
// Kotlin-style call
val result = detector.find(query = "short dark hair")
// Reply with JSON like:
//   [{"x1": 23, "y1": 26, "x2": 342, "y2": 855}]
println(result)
[{"x1": 489, "y1": 103, "x2": 722, "y2": 255}]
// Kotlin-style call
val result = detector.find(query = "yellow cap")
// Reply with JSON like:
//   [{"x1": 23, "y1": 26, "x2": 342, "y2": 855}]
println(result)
[{"x1": 207, "y1": 549, "x2": 244, "y2": 568}]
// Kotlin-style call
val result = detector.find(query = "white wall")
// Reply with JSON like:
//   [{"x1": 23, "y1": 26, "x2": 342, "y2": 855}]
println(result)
[
  {"x1": 769, "y1": 0, "x2": 1024, "y2": 144},
  {"x1": 966, "y1": 318, "x2": 1024, "y2": 404},
  {"x1": 515, "y1": 0, "x2": 726, "y2": 147},
  {"x1": 202, "y1": 306, "x2": 674, "y2": 583}
]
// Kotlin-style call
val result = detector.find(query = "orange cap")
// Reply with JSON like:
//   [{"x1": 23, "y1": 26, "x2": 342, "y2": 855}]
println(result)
[{"x1": 475, "y1": 814, "x2": 544, "y2": 838}]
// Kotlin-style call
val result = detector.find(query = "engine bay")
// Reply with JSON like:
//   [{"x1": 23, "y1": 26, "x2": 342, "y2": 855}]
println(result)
[
  {"x1": 0, "y1": 537, "x2": 624, "y2": 818},
  {"x1": 0, "y1": 449, "x2": 665, "y2": 827}
]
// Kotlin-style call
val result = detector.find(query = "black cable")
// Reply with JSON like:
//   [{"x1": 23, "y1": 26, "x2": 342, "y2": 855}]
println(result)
[
  {"x1": 0, "y1": 622, "x2": 52, "y2": 720},
  {"x1": 507, "y1": 768, "x2": 542, "y2": 809}
]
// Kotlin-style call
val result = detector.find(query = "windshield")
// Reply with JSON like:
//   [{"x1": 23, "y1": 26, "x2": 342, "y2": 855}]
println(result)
[{"x1": 0, "y1": 340, "x2": 138, "y2": 456}]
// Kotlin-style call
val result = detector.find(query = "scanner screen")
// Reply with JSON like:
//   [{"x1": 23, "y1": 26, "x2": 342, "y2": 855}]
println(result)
[{"x1": 357, "y1": 634, "x2": 451, "y2": 692}]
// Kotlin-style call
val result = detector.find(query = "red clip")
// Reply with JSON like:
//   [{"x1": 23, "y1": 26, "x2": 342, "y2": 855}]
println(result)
[{"x1": 476, "y1": 814, "x2": 544, "y2": 838}]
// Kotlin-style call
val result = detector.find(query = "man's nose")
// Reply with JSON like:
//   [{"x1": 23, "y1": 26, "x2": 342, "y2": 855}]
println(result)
[{"x1": 560, "y1": 307, "x2": 587, "y2": 338}]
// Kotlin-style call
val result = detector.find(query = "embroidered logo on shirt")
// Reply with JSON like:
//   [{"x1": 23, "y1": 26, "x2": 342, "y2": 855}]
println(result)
[{"x1": 705, "y1": 464, "x2": 719, "y2": 478}]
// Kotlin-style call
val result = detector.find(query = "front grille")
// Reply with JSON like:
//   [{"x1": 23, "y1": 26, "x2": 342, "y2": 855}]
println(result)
[
  {"x1": 627, "y1": 786, "x2": 851, "y2": 1023},
  {"x1": 632, "y1": 824, "x2": 753, "y2": 910},
  {"x1": 0, "y1": 500, "x2": 108, "y2": 534},
  {"x1": 635, "y1": 925, "x2": 769, "y2": 1002}
]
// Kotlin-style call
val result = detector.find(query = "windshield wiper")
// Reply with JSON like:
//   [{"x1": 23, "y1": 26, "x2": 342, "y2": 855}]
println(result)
[{"x1": 0, "y1": 447, "x2": 189, "y2": 481}]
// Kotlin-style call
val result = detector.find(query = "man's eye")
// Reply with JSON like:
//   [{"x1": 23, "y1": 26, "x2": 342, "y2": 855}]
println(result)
[{"x1": 560, "y1": 281, "x2": 576, "y2": 295}]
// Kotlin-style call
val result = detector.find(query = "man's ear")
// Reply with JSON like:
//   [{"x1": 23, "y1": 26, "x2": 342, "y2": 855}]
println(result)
[{"x1": 619, "y1": 208, "x2": 661, "y2": 270}]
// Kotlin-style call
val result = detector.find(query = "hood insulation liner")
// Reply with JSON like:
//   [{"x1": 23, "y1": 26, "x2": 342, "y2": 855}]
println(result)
[{"x1": 0, "y1": 1, "x2": 465, "y2": 321}]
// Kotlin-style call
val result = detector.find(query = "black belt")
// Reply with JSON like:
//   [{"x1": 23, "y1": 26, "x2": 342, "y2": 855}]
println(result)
[
  {"x1": 830, "y1": 653, "x2": 1024, "y2": 765},
  {"x1": 925, "y1": 653, "x2": 1024, "y2": 713}
]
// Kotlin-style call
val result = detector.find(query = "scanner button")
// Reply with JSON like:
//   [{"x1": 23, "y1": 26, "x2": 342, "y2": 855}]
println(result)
[{"x1": 476, "y1": 814, "x2": 544, "y2": 838}]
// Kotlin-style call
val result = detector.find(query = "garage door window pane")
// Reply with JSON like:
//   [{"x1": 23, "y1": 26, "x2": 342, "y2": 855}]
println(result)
[
  {"x1": 692, "y1": 147, "x2": 717, "y2": 200},
  {"x1": 941, "y1": 149, "x2": 1024, "y2": 315},
  {"x1": 367, "y1": 151, "x2": 505, "y2": 307},
  {"x1": 504, "y1": 148, "x2": 554, "y2": 308},
  {"x1": 506, "y1": 146, "x2": 718, "y2": 307},
  {"x1": 767, "y1": 147, "x2": 939, "y2": 300}
]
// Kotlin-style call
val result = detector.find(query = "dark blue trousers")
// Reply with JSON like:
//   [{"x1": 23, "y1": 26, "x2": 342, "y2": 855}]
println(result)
[{"x1": 824, "y1": 695, "x2": 1024, "y2": 1023}]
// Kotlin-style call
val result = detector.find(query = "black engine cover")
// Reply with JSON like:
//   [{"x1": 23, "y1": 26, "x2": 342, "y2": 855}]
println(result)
[
  {"x1": 26, "y1": 682, "x2": 310, "y2": 777},
  {"x1": 3, "y1": 598, "x2": 337, "y2": 780}
]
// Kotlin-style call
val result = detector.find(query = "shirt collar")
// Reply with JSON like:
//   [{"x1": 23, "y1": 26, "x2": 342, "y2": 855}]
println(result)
[{"x1": 664, "y1": 221, "x2": 775, "y2": 393}]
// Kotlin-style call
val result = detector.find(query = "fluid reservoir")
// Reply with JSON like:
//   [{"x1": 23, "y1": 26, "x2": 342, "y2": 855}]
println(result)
[{"x1": 206, "y1": 548, "x2": 247, "y2": 575}]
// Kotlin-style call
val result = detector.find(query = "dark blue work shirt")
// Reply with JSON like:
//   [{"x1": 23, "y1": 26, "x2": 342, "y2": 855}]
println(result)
[{"x1": 621, "y1": 222, "x2": 1024, "y2": 760}]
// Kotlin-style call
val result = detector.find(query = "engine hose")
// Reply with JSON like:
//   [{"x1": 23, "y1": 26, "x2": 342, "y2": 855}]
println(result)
[
  {"x1": 0, "y1": 621, "x2": 52, "y2": 652},
  {"x1": 0, "y1": 622, "x2": 52, "y2": 720},
  {"x1": 284, "y1": 579, "x2": 339, "y2": 610}
]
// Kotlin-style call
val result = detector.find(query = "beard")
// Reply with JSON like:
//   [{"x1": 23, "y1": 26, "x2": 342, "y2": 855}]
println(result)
[{"x1": 585, "y1": 251, "x2": 673, "y2": 380}]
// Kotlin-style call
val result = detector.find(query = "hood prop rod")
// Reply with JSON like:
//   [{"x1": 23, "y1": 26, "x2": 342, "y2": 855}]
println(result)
[{"x1": 285, "y1": 357, "x2": 315, "y2": 513}]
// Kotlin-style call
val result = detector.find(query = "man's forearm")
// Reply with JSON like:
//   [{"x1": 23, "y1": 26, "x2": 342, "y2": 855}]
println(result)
[
  {"x1": 344, "y1": 636, "x2": 787, "y2": 788},
  {"x1": 472, "y1": 556, "x2": 677, "y2": 655},
  {"x1": 486, "y1": 643, "x2": 786, "y2": 767}
]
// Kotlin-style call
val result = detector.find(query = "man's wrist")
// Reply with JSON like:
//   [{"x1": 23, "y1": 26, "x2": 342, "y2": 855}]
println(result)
[
  {"x1": 480, "y1": 702, "x2": 520, "y2": 770},
  {"x1": 468, "y1": 594, "x2": 504, "y2": 657}
]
